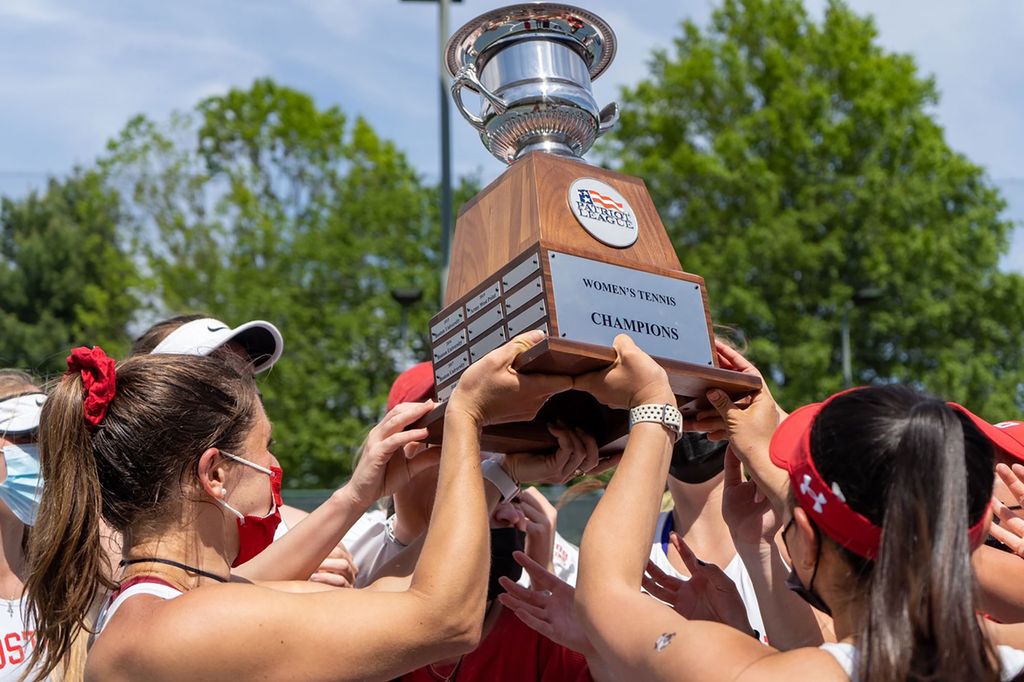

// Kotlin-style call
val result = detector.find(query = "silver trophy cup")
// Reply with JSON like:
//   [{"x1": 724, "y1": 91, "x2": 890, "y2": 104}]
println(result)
[{"x1": 445, "y1": 3, "x2": 619, "y2": 164}]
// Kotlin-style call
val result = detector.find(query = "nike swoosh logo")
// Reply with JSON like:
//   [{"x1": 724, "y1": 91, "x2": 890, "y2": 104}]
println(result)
[{"x1": 207, "y1": 325, "x2": 229, "y2": 333}]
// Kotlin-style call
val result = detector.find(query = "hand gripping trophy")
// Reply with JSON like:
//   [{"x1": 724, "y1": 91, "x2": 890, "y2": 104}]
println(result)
[{"x1": 418, "y1": 3, "x2": 760, "y2": 452}]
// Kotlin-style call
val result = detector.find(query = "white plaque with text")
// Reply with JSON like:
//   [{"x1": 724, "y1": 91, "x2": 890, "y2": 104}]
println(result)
[{"x1": 547, "y1": 251, "x2": 713, "y2": 366}]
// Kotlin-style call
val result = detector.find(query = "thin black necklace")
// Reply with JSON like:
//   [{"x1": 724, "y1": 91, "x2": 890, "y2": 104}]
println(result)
[{"x1": 120, "y1": 557, "x2": 228, "y2": 583}]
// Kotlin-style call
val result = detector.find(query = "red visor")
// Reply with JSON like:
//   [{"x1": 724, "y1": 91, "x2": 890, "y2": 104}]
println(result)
[{"x1": 769, "y1": 388, "x2": 1022, "y2": 560}]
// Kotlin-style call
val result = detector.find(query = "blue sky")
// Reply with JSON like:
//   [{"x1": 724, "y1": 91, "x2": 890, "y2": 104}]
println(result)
[{"x1": 1, "y1": 0, "x2": 1021, "y2": 270}]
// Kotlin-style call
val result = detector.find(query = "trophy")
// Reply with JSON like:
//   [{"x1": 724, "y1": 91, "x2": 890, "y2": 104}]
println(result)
[{"x1": 416, "y1": 3, "x2": 761, "y2": 452}]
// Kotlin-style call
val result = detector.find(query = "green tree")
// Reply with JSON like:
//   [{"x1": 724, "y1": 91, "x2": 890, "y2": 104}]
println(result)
[
  {"x1": 0, "y1": 170, "x2": 139, "y2": 374},
  {"x1": 104, "y1": 78, "x2": 475, "y2": 486},
  {"x1": 606, "y1": 0, "x2": 1024, "y2": 415}
]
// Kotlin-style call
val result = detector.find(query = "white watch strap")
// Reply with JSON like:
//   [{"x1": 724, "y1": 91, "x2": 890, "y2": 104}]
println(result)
[
  {"x1": 629, "y1": 403, "x2": 683, "y2": 442},
  {"x1": 481, "y1": 459, "x2": 520, "y2": 502}
]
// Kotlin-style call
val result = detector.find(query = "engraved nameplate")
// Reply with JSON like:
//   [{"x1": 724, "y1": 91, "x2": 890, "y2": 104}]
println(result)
[
  {"x1": 466, "y1": 283, "x2": 501, "y2": 319},
  {"x1": 547, "y1": 251, "x2": 713, "y2": 365},
  {"x1": 470, "y1": 326, "x2": 506, "y2": 360},
  {"x1": 501, "y1": 254, "x2": 540, "y2": 292},
  {"x1": 436, "y1": 382, "x2": 457, "y2": 402},
  {"x1": 505, "y1": 275, "x2": 544, "y2": 315},
  {"x1": 432, "y1": 330, "x2": 467, "y2": 363},
  {"x1": 435, "y1": 351, "x2": 470, "y2": 385},
  {"x1": 506, "y1": 299, "x2": 547, "y2": 336},
  {"x1": 466, "y1": 304, "x2": 504, "y2": 340},
  {"x1": 431, "y1": 308, "x2": 464, "y2": 340}
]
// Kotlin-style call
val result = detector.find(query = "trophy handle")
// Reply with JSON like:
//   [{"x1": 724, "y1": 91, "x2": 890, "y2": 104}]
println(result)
[
  {"x1": 597, "y1": 102, "x2": 620, "y2": 136},
  {"x1": 451, "y1": 65, "x2": 508, "y2": 132}
]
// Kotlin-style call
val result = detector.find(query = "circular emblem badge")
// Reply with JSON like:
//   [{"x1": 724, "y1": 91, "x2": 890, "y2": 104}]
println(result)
[{"x1": 567, "y1": 178, "x2": 639, "y2": 248}]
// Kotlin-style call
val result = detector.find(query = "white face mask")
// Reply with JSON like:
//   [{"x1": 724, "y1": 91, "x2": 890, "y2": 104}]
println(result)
[{"x1": 0, "y1": 443, "x2": 43, "y2": 526}]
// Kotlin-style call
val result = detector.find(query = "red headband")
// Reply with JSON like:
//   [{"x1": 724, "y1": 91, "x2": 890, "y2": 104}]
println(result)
[
  {"x1": 66, "y1": 346, "x2": 117, "y2": 429},
  {"x1": 768, "y1": 388, "x2": 1021, "y2": 560}
]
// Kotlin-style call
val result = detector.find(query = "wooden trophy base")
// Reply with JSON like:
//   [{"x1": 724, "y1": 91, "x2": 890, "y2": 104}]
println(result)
[{"x1": 414, "y1": 152, "x2": 761, "y2": 453}]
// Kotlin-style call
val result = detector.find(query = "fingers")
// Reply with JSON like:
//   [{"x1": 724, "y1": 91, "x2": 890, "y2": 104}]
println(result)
[
  {"x1": 499, "y1": 595, "x2": 556, "y2": 639},
  {"x1": 723, "y1": 446, "x2": 742, "y2": 488},
  {"x1": 997, "y1": 463, "x2": 1024, "y2": 506},
  {"x1": 670, "y1": 532, "x2": 703, "y2": 576},
  {"x1": 513, "y1": 550, "x2": 558, "y2": 589},
  {"x1": 497, "y1": 576, "x2": 549, "y2": 609},
  {"x1": 589, "y1": 454, "x2": 622, "y2": 475},
  {"x1": 578, "y1": 429, "x2": 600, "y2": 474},
  {"x1": 714, "y1": 339, "x2": 759, "y2": 376},
  {"x1": 375, "y1": 401, "x2": 436, "y2": 438},
  {"x1": 641, "y1": 573, "x2": 678, "y2": 604},
  {"x1": 492, "y1": 329, "x2": 548, "y2": 365},
  {"x1": 560, "y1": 427, "x2": 588, "y2": 479},
  {"x1": 375, "y1": 427, "x2": 430, "y2": 456},
  {"x1": 309, "y1": 572, "x2": 352, "y2": 588},
  {"x1": 705, "y1": 388, "x2": 737, "y2": 420}
]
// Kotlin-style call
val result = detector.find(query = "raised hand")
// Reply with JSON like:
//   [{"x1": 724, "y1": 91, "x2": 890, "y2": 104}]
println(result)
[
  {"x1": 574, "y1": 334, "x2": 674, "y2": 410},
  {"x1": 990, "y1": 463, "x2": 1024, "y2": 557},
  {"x1": 497, "y1": 550, "x2": 594, "y2": 657},
  {"x1": 309, "y1": 542, "x2": 358, "y2": 588},
  {"x1": 501, "y1": 424, "x2": 604, "y2": 486},
  {"x1": 449, "y1": 330, "x2": 573, "y2": 426},
  {"x1": 345, "y1": 402, "x2": 441, "y2": 508},
  {"x1": 721, "y1": 447, "x2": 779, "y2": 547},
  {"x1": 642, "y1": 534, "x2": 755, "y2": 637}
]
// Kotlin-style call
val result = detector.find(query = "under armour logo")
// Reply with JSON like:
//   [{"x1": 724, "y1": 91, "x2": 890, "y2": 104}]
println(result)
[
  {"x1": 800, "y1": 474, "x2": 827, "y2": 513},
  {"x1": 994, "y1": 421, "x2": 1021, "y2": 429}
]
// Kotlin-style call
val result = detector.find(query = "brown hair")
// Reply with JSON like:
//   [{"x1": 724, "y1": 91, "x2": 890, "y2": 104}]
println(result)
[
  {"x1": 25, "y1": 353, "x2": 259, "y2": 679},
  {"x1": 129, "y1": 313, "x2": 206, "y2": 355},
  {"x1": 811, "y1": 386, "x2": 997, "y2": 680},
  {"x1": 0, "y1": 370, "x2": 38, "y2": 401}
]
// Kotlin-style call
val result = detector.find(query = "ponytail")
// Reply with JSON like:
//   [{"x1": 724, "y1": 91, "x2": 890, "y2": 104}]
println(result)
[
  {"x1": 812, "y1": 387, "x2": 998, "y2": 681},
  {"x1": 25, "y1": 373, "x2": 116, "y2": 679},
  {"x1": 861, "y1": 401, "x2": 995, "y2": 680}
]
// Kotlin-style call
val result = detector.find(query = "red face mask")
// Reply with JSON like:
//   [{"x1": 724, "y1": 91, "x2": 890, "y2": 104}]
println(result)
[{"x1": 216, "y1": 451, "x2": 283, "y2": 567}]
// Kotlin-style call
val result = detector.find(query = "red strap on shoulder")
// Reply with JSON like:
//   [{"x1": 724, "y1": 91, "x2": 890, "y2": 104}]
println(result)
[{"x1": 110, "y1": 575, "x2": 176, "y2": 602}]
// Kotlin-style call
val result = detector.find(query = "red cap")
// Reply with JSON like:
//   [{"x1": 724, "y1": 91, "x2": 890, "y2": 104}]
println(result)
[
  {"x1": 387, "y1": 362, "x2": 435, "y2": 411},
  {"x1": 769, "y1": 388, "x2": 1020, "y2": 560}
]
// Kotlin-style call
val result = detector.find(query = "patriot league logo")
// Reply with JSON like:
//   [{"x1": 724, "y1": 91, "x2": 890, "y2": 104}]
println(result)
[{"x1": 568, "y1": 178, "x2": 639, "y2": 249}]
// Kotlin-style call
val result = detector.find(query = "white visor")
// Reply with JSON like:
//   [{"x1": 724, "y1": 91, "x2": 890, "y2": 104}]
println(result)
[
  {"x1": 0, "y1": 393, "x2": 46, "y2": 437},
  {"x1": 150, "y1": 318, "x2": 284, "y2": 373}
]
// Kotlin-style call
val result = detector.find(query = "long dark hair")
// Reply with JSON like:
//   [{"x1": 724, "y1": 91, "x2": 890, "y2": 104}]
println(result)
[
  {"x1": 811, "y1": 385, "x2": 997, "y2": 681},
  {"x1": 25, "y1": 353, "x2": 258, "y2": 679}
]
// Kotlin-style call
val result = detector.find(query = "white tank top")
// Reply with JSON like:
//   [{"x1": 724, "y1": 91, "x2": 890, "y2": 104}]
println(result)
[
  {"x1": 648, "y1": 511, "x2": 769, "y2": 645},
  {"x1": 820, "y1": 642, "x2": 1024, "y2": 680},
  {"x1": 94, "y1": 581, "x2": 183, "y2": 635}
]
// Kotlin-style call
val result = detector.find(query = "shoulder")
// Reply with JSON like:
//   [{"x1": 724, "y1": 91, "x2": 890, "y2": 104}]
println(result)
[{"x1": 736, "y1": 647, "x2": 851, "y2": 681}]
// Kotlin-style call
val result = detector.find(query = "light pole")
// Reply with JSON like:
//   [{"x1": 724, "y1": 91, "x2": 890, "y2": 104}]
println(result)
[
  {"x1": 840, "y1": 287, "x2": 883, "y2": 387},
  {"x1": 391, "y1": 287, "x2": 424, "y2": 369},
  {"x1": 401, "y1": 0, "x2": 460, "y2": 305}
]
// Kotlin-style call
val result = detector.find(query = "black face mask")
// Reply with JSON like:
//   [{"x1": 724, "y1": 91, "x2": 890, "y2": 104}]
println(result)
[
  {"x1": 669, "y1": 432, "x2": 728, "y2": 484},
  {"x1": 781, "y1": 517, "x2": 832, "y2": 616},
  {"x1": 488, "y1": 527, "x2": 525, "y2": 602}
]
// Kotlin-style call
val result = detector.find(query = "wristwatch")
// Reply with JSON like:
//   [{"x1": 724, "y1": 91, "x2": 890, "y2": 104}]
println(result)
[
  {"x1": 481, "y1": 459, "x2": 521, "y2": 503},
  {"x1": 628, "y1": 403, "x2": 683, "y2": 442}
]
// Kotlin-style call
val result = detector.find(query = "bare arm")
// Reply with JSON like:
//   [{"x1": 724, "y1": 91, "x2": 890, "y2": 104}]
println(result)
[
  {"x1": 233, "y1": 401, "x2": 438, "y2": 582},
  {"x1": 573, "y1": 336, "x2": 844, "y2": 682},
  {"x1": 111, "y1": 331, "x2": 572, "y2": 682}
]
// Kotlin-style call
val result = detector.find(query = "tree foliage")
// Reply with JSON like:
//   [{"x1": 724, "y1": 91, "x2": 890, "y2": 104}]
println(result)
[
  {"x1": 0, "y1": 170, "x2": 140, "y2": 374},
  {"x1": 605, "y1": 0, "x2": 1024, "y2": 415},
  {"x1": 103, "y1": 79, "x2": 474, "y2": 485}
]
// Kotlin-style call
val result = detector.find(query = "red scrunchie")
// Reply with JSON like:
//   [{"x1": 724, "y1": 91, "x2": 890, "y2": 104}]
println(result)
[{"x1": 66, "y1": 346, "x2": 117, "y2": 428}]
